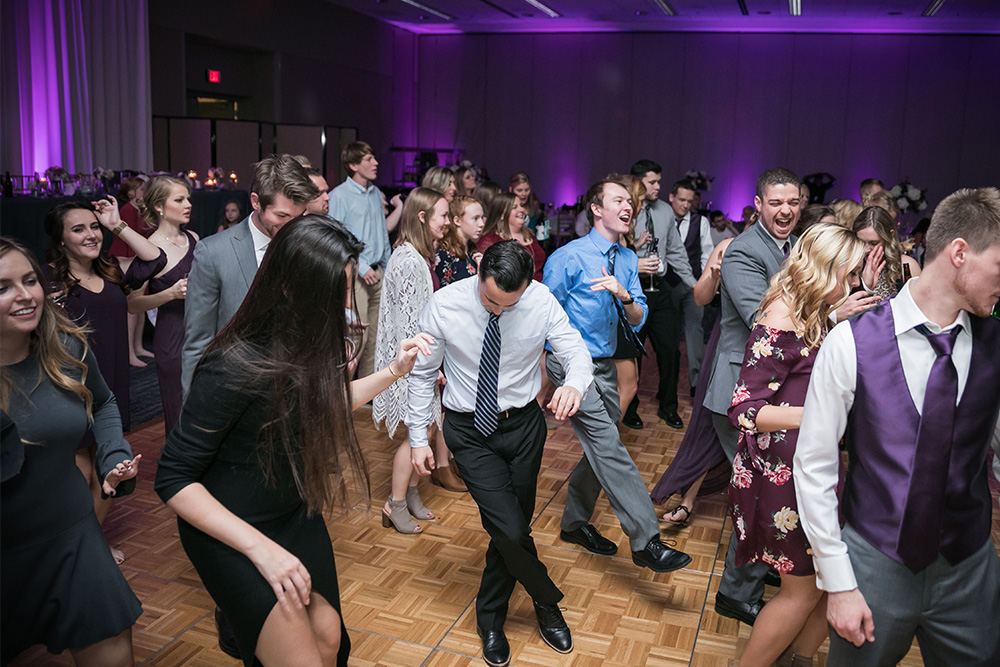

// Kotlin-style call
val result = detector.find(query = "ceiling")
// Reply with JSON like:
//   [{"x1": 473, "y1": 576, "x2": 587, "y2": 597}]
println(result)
[{"x1": 324, "y1": 0, "x2": 1000, "y2": 34}]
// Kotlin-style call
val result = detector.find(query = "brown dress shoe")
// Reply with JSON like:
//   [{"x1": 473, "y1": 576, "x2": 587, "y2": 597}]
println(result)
[{"x1": 431, "y1": 465, "x2": 468, "y2": 492}]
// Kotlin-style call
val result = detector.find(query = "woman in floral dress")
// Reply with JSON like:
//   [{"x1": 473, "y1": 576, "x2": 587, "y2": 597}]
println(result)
[{"x1": 727, "y1": 223, "x2": 866, "y2": 667}]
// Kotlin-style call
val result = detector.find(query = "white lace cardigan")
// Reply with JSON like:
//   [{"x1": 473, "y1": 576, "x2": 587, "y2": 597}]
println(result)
[{"x1": 372, "y1": 242, "x2": 441, "y2": 437}]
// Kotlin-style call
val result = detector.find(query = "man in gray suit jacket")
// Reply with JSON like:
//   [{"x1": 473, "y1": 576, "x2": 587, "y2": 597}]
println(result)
[
  {"x1": 181, "y1": 154, "x2": 318, "y2": 394},
  {"x1": 703, "y1": 167, "x2": 801, "y2": 626}
]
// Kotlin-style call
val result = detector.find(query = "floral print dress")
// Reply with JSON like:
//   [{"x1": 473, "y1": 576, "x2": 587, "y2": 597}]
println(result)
[{"x1": 727, "y1": 324, "x2": 818, "y2": 576}]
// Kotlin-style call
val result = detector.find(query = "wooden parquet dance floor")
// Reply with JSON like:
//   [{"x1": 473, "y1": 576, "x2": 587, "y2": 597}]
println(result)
[{"x1": 13, "y1": 360, "x2": 1000, "y2": 666}]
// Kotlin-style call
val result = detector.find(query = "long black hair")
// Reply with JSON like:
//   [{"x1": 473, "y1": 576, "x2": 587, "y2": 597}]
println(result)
[
  {"x1": 200, "y1": 215, "x2": 368, "y2": 514},
  {"x1": 44, "y1": 202, "x2": 125, "y2": 294}
]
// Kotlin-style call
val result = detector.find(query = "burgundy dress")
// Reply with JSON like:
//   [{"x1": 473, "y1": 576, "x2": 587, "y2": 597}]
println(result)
[
  {"x1": 147, "y1": 231, "x2": 196, "y2": 436},
  {"x1": 727, "y1": 324, "x2": 817, "y2": 576},
  {"x1": 650, "y1": 320, "x2": 731, "y2": 505},
  {"x1": 476, "y1": 232, "x2": 545, "y2": 282},
  {"x1": 42, "y1": 251, "x2": 167, "y2": 433}
]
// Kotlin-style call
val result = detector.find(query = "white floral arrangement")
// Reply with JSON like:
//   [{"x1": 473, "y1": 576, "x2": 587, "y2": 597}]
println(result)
[
  {"x1": 685, "y1": 169, "x2": 714, "y2": 192},
  {"x1": 45, "y1": 166, "x2": 71, "y2": 182},
  {"x1": 890, "y1": 178, "x2": 927, "y2": 213},
  {"x1": 452, "y1": 159, "x2": 486, "y2": 184},
  {"x1": 93, "y1": 167, "x2": 114, "y2": 180}
]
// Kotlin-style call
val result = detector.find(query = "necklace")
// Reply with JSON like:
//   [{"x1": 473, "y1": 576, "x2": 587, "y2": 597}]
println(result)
[{"x1": 156, "y1": 230, "x2": 189, "y2": 248}]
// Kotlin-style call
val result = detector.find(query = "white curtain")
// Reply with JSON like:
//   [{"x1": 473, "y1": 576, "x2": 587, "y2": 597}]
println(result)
[{"x1": 0, "y1": 0, "x2": 152, "y2": 177}]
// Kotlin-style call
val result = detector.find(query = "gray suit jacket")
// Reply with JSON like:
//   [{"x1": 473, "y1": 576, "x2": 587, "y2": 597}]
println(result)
[
  {"x1": 641, "y1": 199, "x2": 697, "y2": 289},
  {"x1": 181, "y1": 216, "x2": 258, "y2": 393},
  {"x1": 704, "y1": 222, "x2": 796, "y2": 415}
]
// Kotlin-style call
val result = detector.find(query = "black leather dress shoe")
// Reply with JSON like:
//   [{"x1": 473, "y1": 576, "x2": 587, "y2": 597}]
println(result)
[
  {"x1": 631, "y1": 537, "x2": 692, "y2": 573},
  {"x1": 765, "y1": 569, "x2": 782, "y2": 587},
  {"x1": 533, "y1": 601, "x2": 573, "y2": 654},
  {"x1": 477, "y1": 626, "x2": 510, "y2": 667},
  {"x1": 714, "y1": 591, "x2": 764, "y2": 626},
  {"x1": 560, "y1": 524, "x2": 618, "y2": 555},
  {"x1": 622, "y1": 408, "x2": 644, "y2": 430},
  {"x1": 658, "y1": 410, "x2": 684, "y2": 429},
  {"x1": 215, "y1": 606, "x2": 242, "y2": 659}
]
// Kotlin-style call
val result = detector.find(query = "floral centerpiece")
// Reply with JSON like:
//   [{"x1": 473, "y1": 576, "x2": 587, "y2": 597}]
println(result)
[
  {"x1": 890, "y1": 178, "x2": 927, "y2": 214},
  {"x1": 206, "y1": 167, "x2": 224, "y2": 189},
  {"x1": 451, "y1": 159, "x2": 486, "y2": 185},
  {"x1": 685, "y1": 169, "x2": 714, "y2": 192}
]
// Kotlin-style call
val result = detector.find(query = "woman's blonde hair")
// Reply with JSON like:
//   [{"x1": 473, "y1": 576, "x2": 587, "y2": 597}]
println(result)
[
  {"x1": 421, "y1": 166, "x2": 453, "y2": 196},
  {"x1": 395, "y1": 187, "x2": 445, "y2": 261},
  {"x1": 611, "y1": 173, "x2": 646, "y2": 248},
  {"x1": 484, "y1": 192, "x2": 531, "y2": 243},
  {"x1": 760, "y1": 223, "x2": 866, "y2": 349},
  {"x1": 440, "y1": 196, "x2": 481, "y2": 259},
  {"x1": 830, "y1": 198, "x2": 862, "y2": 229},
  {"x1": 0, "y1": 238, "x2": 93, "y2": 417},
  {"x1": 852, "y1": 206, "x2": 904, "y2": 287},
  {"x1": 137, "y1": 175, "x2": 190, "y2": 228}
]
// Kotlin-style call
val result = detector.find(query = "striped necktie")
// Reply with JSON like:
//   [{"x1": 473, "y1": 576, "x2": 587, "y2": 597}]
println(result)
[{"x1": 474, "y1": 313, "x2": 502, "y2": 436}]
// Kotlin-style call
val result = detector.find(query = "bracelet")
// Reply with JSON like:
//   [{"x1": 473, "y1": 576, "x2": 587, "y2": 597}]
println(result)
[
  {"x1": 387, "y1": 363, "x2": 405, "y2": 379},
  {"x1": 111, "y1": 221, "x2": 128, "y2": 235}
]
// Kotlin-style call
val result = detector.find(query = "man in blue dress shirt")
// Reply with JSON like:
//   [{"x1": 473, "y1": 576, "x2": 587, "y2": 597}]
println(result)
[
  {"x1": 328, "y1": 141, "x2": 392, "y2": 378},
  {"x1": 543, "y1": 177, "x2": 692, "y2": 574}
]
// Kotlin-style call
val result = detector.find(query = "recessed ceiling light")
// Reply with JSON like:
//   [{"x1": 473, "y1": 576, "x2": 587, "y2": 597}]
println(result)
[
  {"x1": 922, "y1": 0, "x2": 948, "y2": 17},
  {"x1": 789, "y1": 0, "x2": 801, "y2": 16},
  {"x1": 399, "y1": 0, "x2": 453, "y2": 20},
  {"x1": 652, "y1": 0, "x2": 677, "y2": 17},
  {"x1": 522, "y1": 0, "x2": 560, "y2": 19}
]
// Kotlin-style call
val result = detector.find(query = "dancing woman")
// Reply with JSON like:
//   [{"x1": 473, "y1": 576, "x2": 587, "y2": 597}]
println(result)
[
  {"x1": 727, "y1": 223, "x2": 866, "y2": 667},
  {"x1": 1, "y1": 238, "x2": 141, "y2": 666},
  {"x1": 155, "y1": 216, "x2": 432, "y2": 666}
]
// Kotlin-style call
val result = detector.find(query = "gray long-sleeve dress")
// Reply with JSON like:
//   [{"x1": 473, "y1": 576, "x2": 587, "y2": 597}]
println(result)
[{"x1": 1, "y1": 336, "x2": 141, "y2": 662}]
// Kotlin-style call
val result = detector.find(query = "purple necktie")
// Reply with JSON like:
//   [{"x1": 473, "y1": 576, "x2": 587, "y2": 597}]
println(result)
[
  {"x1": 896, "y1": 324, "x2": 962, "y2": 572},
  {"x1": 782, "y1": 241, "x2": 790, "y2": 258}
]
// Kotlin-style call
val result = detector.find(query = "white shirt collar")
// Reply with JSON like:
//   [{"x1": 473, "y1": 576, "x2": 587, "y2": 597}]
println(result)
[
  {"x1": 759, "y1": 221, "x2": 790, "y2": 254},
  {"x1": 248, "y1": 212, "x2": 271, "y2": 256},
  {"x1": 891, "y1": 278, "x2": 972, "y2": 337}
]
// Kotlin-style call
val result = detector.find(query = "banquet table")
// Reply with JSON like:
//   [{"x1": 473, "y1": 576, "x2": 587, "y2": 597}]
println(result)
[{"x1": 0, "y1": 190, "x2": 251, "y2": 261}]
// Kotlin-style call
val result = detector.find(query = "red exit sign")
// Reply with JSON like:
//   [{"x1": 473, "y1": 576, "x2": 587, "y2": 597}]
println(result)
[{"x1": 207, "y1": 69, "x2": 220, "y2": 83}]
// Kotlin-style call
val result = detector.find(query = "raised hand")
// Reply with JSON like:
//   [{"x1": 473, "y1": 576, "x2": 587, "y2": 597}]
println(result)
[
  {"x1": 861, "y1": 244, "x2": 886, "y2": 290},
  {"x1": 393, "y1": 333, "x2": 435, "y2": 375},
  {"x1": 835, "y1": 291, "x2": 880, "y2": 321},
  {"x1": 102, "y1": 454, "x2": 142, "y2": 496},
  {"x1": 590, "y1": 267, "x2": 628, "y2": 300},
  {"x1": 92, "y1": 195, "x2": 122, "y2": 230}
]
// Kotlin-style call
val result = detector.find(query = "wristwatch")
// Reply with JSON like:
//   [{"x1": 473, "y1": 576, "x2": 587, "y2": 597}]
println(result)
[{"x1": 620, "y1": 294, "x2": 635, "y2": 305}]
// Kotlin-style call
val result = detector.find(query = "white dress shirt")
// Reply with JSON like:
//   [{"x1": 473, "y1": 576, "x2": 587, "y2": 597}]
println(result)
[
  {"x1": 405, "y1": 276, "x2": 594, "y2": 449},
  {"x1": 793, "y1": 279, "x2": 987, "y2": 592},
  {"x1": 675, "y1": 213, "x2": 716, "y2": 272},
  {"x1": 248, "y1": 212, "x2": 270, "y2": 267}
]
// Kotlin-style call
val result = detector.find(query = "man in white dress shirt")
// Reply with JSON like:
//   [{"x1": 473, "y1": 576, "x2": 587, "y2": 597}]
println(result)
[
  {"x1": 794, "y1": 187, "x2": 1000, "y2": 666},
  {"x1": 406, "y1": 241, "x2": 593, "y2": 666}
]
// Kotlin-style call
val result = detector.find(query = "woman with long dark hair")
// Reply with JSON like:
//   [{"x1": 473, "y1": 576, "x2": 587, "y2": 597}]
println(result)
[
  {"x1": 852, "y1": 205, "x2": 921, "y2": 299},
  {"x1": 42, "y1": 199, "x2": 164, "y2": 563},
  {"x1": 155, "y1": 216, "x2": 431, "y2": 666},
  {"x1": 127, "y1": 175, "x2": 198, "y2": 435},
  {"x1": 1, "y1": 237, "x2": 142, "y2": 666}
]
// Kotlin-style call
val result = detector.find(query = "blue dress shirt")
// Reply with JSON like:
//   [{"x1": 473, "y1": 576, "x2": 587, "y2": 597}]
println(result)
[
  {"x1": 543, "y1": 228, "x2": 648, "y2": 358},
  {"x1": 328, "y1": 178, "x2": 391, "y2": 276}
]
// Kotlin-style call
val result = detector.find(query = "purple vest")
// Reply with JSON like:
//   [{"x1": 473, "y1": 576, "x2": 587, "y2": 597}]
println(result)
[
  {"x1": 665, "y1": 214, "x2": 703, "y2": 284},
  {"x1": 845, "y1": 303, "x2": 1000, "y2": 568}
]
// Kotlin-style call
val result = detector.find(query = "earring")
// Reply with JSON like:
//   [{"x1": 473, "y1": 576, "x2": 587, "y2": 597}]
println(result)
[{"x1": 157, "y1": 210, "x2": 163, "y2": 216}]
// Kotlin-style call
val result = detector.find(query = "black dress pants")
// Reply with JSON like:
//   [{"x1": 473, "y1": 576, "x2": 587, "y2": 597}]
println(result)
[
  {"x1": 638, "y1": 286, "x2": 682, "y2": 414},
  {"x1": 443, "y1": 403, "x2": 563, "y2": 631}
]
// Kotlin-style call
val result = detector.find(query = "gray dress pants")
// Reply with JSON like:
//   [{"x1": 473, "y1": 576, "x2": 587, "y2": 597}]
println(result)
[{"x1": 547, "y1": 355, "x2": 659, "y2": 552}]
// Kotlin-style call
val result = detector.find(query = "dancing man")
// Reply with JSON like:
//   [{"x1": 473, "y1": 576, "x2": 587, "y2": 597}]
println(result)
[{"x1": 407, "y1": 241, "x2": 592, "y2": 666}]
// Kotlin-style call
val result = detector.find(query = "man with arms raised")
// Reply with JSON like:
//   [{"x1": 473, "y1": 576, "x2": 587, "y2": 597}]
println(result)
[
  {"x1": 407, "y1": 241, "x2": 592, "y2": 666},
  {"x1": 182, "y1": 154, "x2": 318, "y2": 393},
  {"x1": 795, "y1": 187, "x2": 1000, "y2": 666},
  {"x1": 544, "y1": 177, "x2": 692, "y2": 574}
]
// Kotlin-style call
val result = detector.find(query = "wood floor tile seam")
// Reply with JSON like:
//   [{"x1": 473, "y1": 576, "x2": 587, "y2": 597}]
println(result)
[
  {"x1": 136, "y1": 610, "x2": 214, "y2": 665},
  {"x1": 424, "y1": 594, "x2": 479, "y2": 661},
  {"x1": 343, "y1": 625, "x2": 440, "y2": 663},
  {"x1": 685, "y1": 501, "x2": 735, "y2": 667},
  {"x1": 120, "y1": 566, "x2": 210, "y2": 595},
  {"x1": 422, "y1": 647, "x2": 485, "y2": 666}
]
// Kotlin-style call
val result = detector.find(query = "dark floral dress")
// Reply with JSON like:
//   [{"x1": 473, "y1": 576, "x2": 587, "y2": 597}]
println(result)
[
  {"x1": 727, "y1": 324, "x2": 818, "y2": 576},
  {"x1": 434, "y1": 247, "x2": 477, "y2": 289}
]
